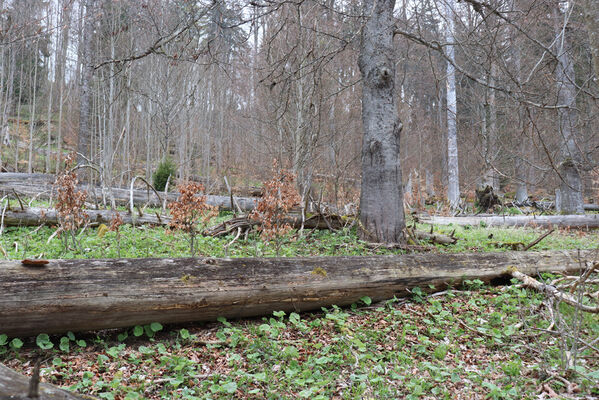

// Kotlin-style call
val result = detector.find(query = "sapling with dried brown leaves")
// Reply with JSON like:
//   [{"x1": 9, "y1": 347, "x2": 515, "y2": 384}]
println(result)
[
  {"x1": 54, "y1": 153, "x2": 88, "y2": 252},
  {"x1": 168, "y1": 181, "x2": 217, "y2": 256},
  {"x1": 249, "y1": 161, "x2": 301, "y2": 256},
  {"x1": 109, "y1": 211, "x2": 124, "y2": 257}
]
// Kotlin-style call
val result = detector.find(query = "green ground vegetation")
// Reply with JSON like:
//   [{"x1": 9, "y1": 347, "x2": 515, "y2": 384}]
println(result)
[{"x1": 0, "y1": 200, "x2": 597, "y2": 399}]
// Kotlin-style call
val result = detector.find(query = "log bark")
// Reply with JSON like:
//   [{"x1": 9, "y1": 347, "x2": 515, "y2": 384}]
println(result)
[
  {"x1": 0, "y1": 207, "x2": 169, "y2": 227},
  {"x1": 418, "y1": 214, "x2": 599, "y2": 229},
  {"x1": 0, "y1": 250, "x2": 591, "y2": 337},
  {"x1": 0, "y1": 173, "x2": 259, "y2": 211},
  {"x1": 0, "y1": 363, "x2": 96, "y2": 399}
]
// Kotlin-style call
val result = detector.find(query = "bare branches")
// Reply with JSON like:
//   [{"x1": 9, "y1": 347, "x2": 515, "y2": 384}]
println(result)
[{"x1": 509, "y1": 266, "x2": 599, "y2": 314}]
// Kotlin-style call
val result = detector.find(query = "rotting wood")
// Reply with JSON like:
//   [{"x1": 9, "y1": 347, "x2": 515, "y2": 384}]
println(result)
[
  {"x1": 0, "y1": 363, "x2": 97, "y2": 399},
  {"x1": 0, "y1": 250, "x2": 593, "y2": 337},
  {"x1": 418, "y1": 214, "x2": 599, "y2": 229}
]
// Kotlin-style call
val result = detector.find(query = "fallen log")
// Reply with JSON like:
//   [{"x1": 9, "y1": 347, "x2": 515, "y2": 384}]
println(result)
[
  {"x1": 0, "y1": 173, "x2": 259, "y2": 211},
  {"x1": 0, "y1": 250, "x2": 592, "y2": 337},
  {"x1": 0, "y1": 207, "x2": 346, "y2": 231},
  {"x1": 0, "y1": 207, "x2": 170, "y2": 227},
  {"x1": 0, "y1": 363, "x2": 96, "y2": 399},
  {"x1": 419, "y1": 214, "x2": 599, "y2": 229},
  {"x1": 505, "y1": 200, "x2": 599, "y2": 212},
  {"x1": 204, "y1": 214, "x2": 347, "y2": 236}
]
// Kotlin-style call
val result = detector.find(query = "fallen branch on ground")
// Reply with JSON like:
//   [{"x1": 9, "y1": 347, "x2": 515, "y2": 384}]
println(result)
[{"x1": 509, "y1": 265, "x2": 598, "y2": 313}]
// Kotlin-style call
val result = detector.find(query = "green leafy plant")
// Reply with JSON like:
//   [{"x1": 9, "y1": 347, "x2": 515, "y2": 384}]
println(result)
[
  {"x1": 36, "y1": 333, "x2": 54, "y2": 349},
  {"x1": 152, "y1": 158, "x2": 176, "y2": 192},
  {"x1": 132, "y1": 322, "x2": 163, "y2": 339}
]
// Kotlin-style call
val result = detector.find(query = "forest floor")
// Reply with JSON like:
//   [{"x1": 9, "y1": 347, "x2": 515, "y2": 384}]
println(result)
[{"x1": 1, "y1": 207, "x2": 598, "y2": 399}]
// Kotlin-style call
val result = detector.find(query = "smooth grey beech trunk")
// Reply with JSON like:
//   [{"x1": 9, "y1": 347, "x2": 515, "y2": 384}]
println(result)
[
  {"x1": 554, "y1": 5, "x2": 584, "y2": 214},
  {"x1": 358, "y1": 0, "x2": 405, "y2": 243},
  {"x1": 444, "y1": 0, "x2": 460, "y2": 208}
]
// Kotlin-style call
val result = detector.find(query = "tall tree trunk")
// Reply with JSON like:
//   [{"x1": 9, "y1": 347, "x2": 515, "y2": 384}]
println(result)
[
  {"x1": 444, "y1": 0, "x2": 460, "y2": 208},
  {"x1": 14, "y1": 61, "x2": 24, "y2": 172},
  {"x1": 77, "y1": 0, "x2": 95, "y2": 165},
  {"x1": 553, "y1": 3, "x2": 584, "y2": 214},
  {"x1": 584, "y1": 0, "x2": 599, "y2": 81},
  {"x1": 358, "y1": 0, "x2": 405, "y2": 243},
  {"x1": 511, "y1": 13, "x2": 529, "y2": 203},
  {"x1": 27, "y1": 40, "x2": 40, "y2": 174},
  {"x1": 483, "y1": 63, "x2": 498, "y2": 190}
]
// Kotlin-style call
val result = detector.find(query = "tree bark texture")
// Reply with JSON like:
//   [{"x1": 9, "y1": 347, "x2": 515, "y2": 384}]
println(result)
[
  {"x1": 584, "y1": 0, "x2": 599, "y2": 83},
  {"x1": 77, "y1": 0, "x2": 95, "y2": 164},
  {"x1": 444, "y1": 0, "x2": 460, "y2": 208},
  {"x1": 358, "y1": 0, "x2": 405, "y2": 244},
  {"x1": 554, "y1": 5, "x2": 584, "y2": 214},
  {"x1": 0, "y1": 363, "x2": 96, "y2": 400},
  {"x1": 0, "y1": 250, "x2": 591, "y2": 337},
  {"x1": 419, "y1": 214, "x2": 599, "y2": 229}
]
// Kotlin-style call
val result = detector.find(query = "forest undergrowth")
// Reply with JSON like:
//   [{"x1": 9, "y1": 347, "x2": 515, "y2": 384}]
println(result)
[{"x1": 0, "y1": 204, "x2": 598, "y2": 399}]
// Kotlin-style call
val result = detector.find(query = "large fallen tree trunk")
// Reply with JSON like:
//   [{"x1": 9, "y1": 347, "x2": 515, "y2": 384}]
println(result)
[
  {"x1": 0, "y1": 173, "x2": 259, "y2": 211},
  {"x1": 0, "y1": 207, "x2": 344, "y2": 231},
  {"x1": 0, "y1": 363, "x2": 96, "y2": 400},
  {"x1": 0, "y1": 250, "x2": 592, "y2": 337},
  {"x1": 419, "y1": 214, "x2": 599, "y2": 229},
  {"x1": 1, "y1": 206, "x2": 170, "y2": 227}
]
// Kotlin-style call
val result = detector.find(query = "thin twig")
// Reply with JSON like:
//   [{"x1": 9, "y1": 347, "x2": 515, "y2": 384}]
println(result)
[
  {"x1": 130, "y1": 176, "x2": 163, "y2": 214},
  {"x1": 569, "y1": 262, "x2": 599, "y2": 294},
  {"x1": 523, "y1": 229, "x2": 555, "y2": 251},
  {"x1": 12, "y1": 189, "x2": 24, "y2": 211}
]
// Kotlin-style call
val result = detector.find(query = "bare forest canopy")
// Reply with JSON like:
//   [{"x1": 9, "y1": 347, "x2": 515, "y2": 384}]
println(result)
[{"x1": 0, "y1": 0, "x2": 598, "y2": 217}]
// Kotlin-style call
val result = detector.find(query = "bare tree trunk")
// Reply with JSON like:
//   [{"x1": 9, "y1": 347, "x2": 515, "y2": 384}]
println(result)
[
  {"x1": 14, "y1": 61, "x2": 24, "y2": 172},
  {"x1": 444, "y1": 0, "x2": 460, "y2": 208},
  {"x1": 511, "y1": 18, "x2": 529, "y2": 202},
  {"x1": 584, "y1": 0, "x2": 599, "y2": 80},
  {"x1": 483, "y1": 63, "x2": 498, "y2": 190},
  {"x1": 358, "y1": 0, "x2": 405, "y2": 243},
  {"x1": 553, "y1": 3, "x2": 584, "y2": 214},
  {"x1": 27, "y1": 40, "x2": 39, "y2": 174},
  {"x1": 77, "y1": 0, "x2": 95, "y2": 165}
]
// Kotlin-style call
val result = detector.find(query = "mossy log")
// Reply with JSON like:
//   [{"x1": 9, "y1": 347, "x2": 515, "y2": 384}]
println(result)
[{"x1": 0, "y1": 250, "x2": 591, "y2": 337}]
